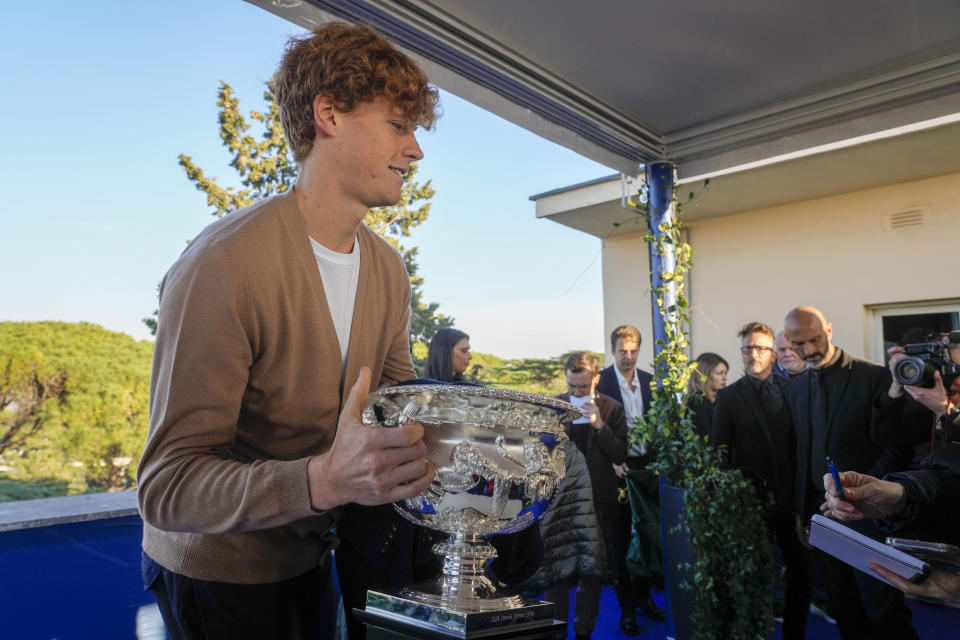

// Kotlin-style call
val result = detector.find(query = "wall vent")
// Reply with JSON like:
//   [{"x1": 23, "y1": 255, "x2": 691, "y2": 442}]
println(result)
[{"x1": 882, "y1": 207, "x2": 930, "y2": 231}]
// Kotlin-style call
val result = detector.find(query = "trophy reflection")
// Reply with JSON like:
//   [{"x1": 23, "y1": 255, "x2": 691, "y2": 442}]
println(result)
[{"x1": 359, "y1": 383, "x2": 578, "y2": 637}]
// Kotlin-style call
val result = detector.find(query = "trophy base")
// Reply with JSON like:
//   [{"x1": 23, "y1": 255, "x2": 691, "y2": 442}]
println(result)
[{"x1": 363, "y1": 589, "x2": 557, "y2": 638}]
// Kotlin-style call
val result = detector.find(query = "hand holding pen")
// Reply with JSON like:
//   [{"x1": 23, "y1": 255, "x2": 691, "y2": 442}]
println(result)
[{"x1": 820, "y1": 468, "x2": 909, "y2": 521}]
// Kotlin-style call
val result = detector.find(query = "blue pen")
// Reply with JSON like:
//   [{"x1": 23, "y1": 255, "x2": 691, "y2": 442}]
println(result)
[{"x1": 826, "y1": 456, "x2": 846, "y2": 500}]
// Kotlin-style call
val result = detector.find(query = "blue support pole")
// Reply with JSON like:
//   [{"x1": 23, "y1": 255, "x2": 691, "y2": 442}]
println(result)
[
  {"x1": 646, "y1": 161, "x2": 676, "y2": 368},
  {"x1": 647, "y1": 160, "x2": 682, "y2": 638}
]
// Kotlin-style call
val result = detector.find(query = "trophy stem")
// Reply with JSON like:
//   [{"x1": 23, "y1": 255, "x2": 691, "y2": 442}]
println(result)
[{"x1": 398, "y1": 532, "x2": 525, "y2": 611}]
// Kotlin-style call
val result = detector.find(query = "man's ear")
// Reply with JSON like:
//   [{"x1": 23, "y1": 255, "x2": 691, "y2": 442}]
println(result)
[{"x1": 313, "y1": 94, "x2": 338, "y2": 137}]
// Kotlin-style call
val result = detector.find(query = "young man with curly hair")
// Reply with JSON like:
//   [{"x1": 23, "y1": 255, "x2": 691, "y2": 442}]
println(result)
[{"x1": 137, "y1": 23, "x2": 439, "y2": 639}]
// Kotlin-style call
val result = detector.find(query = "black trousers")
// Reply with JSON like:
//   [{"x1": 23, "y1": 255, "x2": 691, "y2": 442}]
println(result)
[
  {"x1": 768, "y1": 511, "x2": 812, "y2": 640},
  {"x1": 601, "y1": 512, "x2": 635, "y2": 613},
  {"x1": 143, "y1": 552, "x2": 338, "y2": 640}
]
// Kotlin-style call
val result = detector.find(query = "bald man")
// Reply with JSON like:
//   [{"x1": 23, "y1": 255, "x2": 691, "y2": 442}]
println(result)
[{"x1": 783, "y1": 306, "x2": 916, "y2": 640}]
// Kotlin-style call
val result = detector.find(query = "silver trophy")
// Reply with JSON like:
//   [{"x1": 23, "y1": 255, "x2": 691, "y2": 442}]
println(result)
[{"x1": 360, "y1": 383, "x2": 578, "y2": 637}]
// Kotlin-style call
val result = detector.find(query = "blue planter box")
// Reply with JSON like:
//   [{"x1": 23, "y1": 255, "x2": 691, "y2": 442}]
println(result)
[{"x1": 660, "y1": 480, "x2": 695, "y2": 640}]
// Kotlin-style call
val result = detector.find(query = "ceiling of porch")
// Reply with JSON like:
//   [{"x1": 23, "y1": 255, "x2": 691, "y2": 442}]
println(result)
[{"x1": 246, "y1": 0, "x2": 960, "y2": 231}]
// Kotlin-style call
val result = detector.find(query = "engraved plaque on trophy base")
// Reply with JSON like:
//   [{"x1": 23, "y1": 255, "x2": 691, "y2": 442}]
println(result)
[{"x1": 357, "y1": 598, "x2": 564, "y2": 639}]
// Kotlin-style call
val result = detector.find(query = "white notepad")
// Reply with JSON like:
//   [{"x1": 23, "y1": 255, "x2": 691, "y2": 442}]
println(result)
[{"x1": 808, "y1": 514, "x2": 930, "y2": 585}]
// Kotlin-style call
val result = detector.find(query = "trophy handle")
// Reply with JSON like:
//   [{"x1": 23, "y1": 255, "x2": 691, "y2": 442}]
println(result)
[
  {"x1": 397, "y1": 392, "x2": 446, "y2": 511},
  {"x1": 398, "y1": 392, "x2": 434, "y2": 427}
]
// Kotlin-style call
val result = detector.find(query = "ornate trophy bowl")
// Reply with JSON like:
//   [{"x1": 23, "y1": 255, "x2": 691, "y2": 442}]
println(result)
[{"x1": 360, "y1": 383, "x2": 578, "y2": 637}]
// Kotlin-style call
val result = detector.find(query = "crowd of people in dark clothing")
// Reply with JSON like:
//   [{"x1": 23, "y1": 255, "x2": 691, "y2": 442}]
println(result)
[
  {"x1": 530, "y1": 307, "x2": 959, "y2": 640},
  {"x1": 547, "y1": 307, "x2": 960, "y2": 639}
]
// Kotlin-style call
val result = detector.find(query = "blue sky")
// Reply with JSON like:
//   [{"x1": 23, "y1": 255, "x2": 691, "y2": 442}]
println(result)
[{"x1": 0, "y1": 0, "x2": 614, "y2": 358}]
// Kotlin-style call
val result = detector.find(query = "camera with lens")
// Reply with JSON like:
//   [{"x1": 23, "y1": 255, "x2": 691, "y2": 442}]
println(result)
[{"x1": 893, "y1": 330, "x2": 960, "y2": 388}]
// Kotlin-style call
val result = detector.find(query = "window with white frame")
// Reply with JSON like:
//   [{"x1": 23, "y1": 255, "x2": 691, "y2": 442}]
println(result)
[{"x1": 868, "y1": 300, "x2": 960, "y2": 364}]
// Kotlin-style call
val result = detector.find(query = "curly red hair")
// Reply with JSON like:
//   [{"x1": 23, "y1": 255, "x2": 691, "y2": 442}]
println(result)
[{"x1": 273, "y1": 22, "x2": 439, "y2": 163}]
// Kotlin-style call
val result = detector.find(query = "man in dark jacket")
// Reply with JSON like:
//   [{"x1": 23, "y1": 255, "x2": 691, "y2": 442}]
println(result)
[
  {"x1": 596, "y1": 325, "x2": 665, "y2": 623},
  {"x1": 712, "y1": 321, "x2": 810, "y2": 640},
  {"x1": 554, "y1": 352, "x2": 633, "y2": 637},
  {"x1": 597, "y1": 326, "x2": 654, "y2": 432},
  {"x1": 784, "y1": 306, "x2": 917, "y2": 640}
]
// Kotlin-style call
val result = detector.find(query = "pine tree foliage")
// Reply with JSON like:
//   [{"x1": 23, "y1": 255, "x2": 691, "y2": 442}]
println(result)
[
  {"x1": 0, "y1": 322, "x2": 153, "y2": 499},
  {"x1": 148, "y1": 80, "x2": 452, "y2": 348}
]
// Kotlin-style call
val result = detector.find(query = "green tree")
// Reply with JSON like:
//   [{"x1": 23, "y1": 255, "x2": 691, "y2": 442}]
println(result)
[
  {"x1": 465, "y1": 350, "x2": 605, "y2": 395},
  {"x1": 146, "y1": 81, "x2": 452, "y2": 354},
  {"x1": 0, "y1": 346, "x2": 67, "y2": 457},
  {"x1": 0, "y1": 322, "x2": 153, "y2": 499}
]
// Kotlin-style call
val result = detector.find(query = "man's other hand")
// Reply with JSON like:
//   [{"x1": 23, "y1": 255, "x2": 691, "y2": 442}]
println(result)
[
  {"x1": 820, "y1": 470, "x2": 907, "y2": 521},
  {"x1": 307, "y1": 367, "x2": 433, "y2": 510},
  {"x1": 870, "y1": 563, "x2": 960, "y2": 606},
  {"x1": 903, "y1": 370, "x2": 951, "y2": 417}
]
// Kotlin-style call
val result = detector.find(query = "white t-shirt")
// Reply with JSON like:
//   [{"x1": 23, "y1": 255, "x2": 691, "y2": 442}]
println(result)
[
  {"x1": 309, "y1": 235, "x2": 361, "y2": 368},
  {"x1": 615, "y1": 365, "x2": 647, "y2": 455}
]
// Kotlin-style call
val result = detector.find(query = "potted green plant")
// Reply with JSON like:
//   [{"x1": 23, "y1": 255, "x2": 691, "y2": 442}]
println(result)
[{"x1": 624, "y1": 177, "x2": 777, "y2": 640}]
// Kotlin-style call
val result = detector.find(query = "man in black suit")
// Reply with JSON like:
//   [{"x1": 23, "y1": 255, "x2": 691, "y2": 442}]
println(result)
[
  {"x1": 595, "y1": 325, "x2": 664, "y2": 623},
  {"x1": 784, "y1": 306, "x2": 917, "y2": 640},
  {"x1": 597, "y1": 326, "x2": 654, "y2": 425},
  {"x1": 712, "y1": 322, "x2": 811, "y2": 640},
  {"x1": 554, "y1": 352, "x2": 633, "y2": 637}
]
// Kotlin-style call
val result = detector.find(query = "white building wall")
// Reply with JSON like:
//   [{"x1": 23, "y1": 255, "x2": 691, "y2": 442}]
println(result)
[
  {"x1": 601, "y1": 233, "x2": 656, "y2": 371},
  {"x1": 601, "y1": 171, "x2": 960, "y2": 380}
]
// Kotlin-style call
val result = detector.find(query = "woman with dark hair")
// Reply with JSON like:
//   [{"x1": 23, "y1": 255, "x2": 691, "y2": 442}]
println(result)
[
  {"x1": 687, "y1": 352, "x2": 729, "y2": 438},
  {"x1": 425, "y1": 328, "x2": 472, "y2": 382}
]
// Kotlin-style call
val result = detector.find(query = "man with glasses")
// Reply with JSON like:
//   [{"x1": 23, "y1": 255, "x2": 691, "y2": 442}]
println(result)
[
  {"x1": 784, "y1": 306, "x2": 916, "y2": 640},
  {"x1": 712, "y1": 322, "x2": 810, "y2": 640}
]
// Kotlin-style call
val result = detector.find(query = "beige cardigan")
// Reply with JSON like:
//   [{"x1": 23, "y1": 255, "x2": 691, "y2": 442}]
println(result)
[{"x1": 137, "y1": 189, "x2": 416, "y2": 583}]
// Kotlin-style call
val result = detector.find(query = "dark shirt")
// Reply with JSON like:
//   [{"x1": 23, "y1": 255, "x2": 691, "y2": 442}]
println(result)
[
  {"x1": 787, "y1": 347, "x2": 911, "y2": 517},
  {"x1": 807, "y1": 350, "x2": 842, "y2": 491},
  {"x1": 745, "y1": 373, "x2": 785, "y2": 414},
  {"x1": 713, "y1": 375, "x2": 796, "y2": 508},
  {"x1": 688, "y1": 393, "x2": 715, "y2": 439}
]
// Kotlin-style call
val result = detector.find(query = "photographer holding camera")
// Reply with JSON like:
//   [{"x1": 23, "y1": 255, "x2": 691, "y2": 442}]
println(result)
[
  {"x1": 822, "y1": 332, "x2": 960, "y2": 604},
  {"x1": 887, "y1": 332, "x2": 960, "y2": 445}
]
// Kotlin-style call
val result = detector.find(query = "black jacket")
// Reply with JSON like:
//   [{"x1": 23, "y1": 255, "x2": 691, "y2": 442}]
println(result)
[
  {"x1": 688, "y1": 393, "x2": 715, "y2": 440},
  {"x1": 881, "y1": 443, "x2": 960, "y2": 546},
  {"x1": 712, "y1": 375, "x2": 796, "y2": 509},
  {"x1": 787, "y1": 348, "x2": 911, "y2": 516},
  {"x1": 556, "y1": 392, "x2": 628, "y2": 520},
  {"x1": 521, "y1": 443, "x2": 607, "y2": 591}
]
